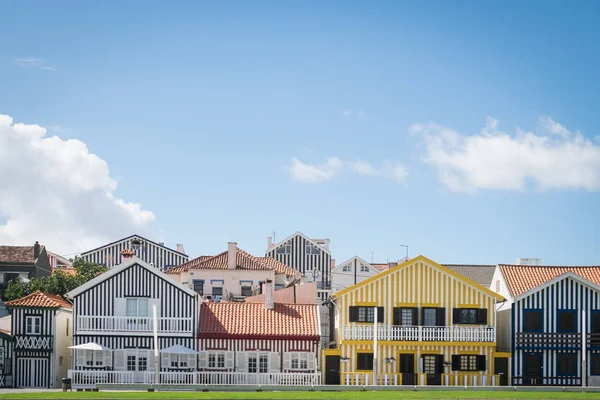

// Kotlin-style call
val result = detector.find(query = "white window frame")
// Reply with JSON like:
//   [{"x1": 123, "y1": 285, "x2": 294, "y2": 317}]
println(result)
[
  {"x1": 360, "y1": 264, "x2": 369, "y2": 272},
  {"x1": 25, "y1": 316, "x2": 41, "y2": 335},
  {"x1": 247, "y1": 352, "x2": 269, "y2": 373},
  {"x1": 342, "y1": 265, "x2": 351, "y2": 272},
  {"x1": 76, "y1": 349, "x2": 112, "y2": 368},
  {"x1": 276, "y1": 244, "x2": 291, "y2": 254},
  {"x1": 126, "y1": 298, "x2": 149, "y2": 317}
]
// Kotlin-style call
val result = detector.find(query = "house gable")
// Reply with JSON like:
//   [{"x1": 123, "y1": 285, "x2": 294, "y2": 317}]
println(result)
[
  {"x1": 332, "y1": 256, "x2": 380, "y2": 274},
  {"x1": 269, "y1": 231, "x2": 331, "y2": 255}
]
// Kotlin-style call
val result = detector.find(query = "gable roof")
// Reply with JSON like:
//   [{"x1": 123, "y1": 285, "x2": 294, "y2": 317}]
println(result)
[
  {"x1": 80, "y1": 234, "x2": 188, "y2": 257},
  {"x1": 165, "y1": 248, "x2": 298, "y2": 277},
  {"x1": 514, "y1": 271, "x2": 600, "y2": 301},
  {"x1": 0, "y1": 245, "x2": 43, "y2": 265},
  {"x1": 5, "y1": 291, "x2": 72, "y2": 309},
  {"x1": 66, "y1": 257, "x2": 197, "y2": 298},
  {"x1": 269, "y1": 231, "x2": 331, "y2": 255},
  {"x1": 444, "y1": 264, "x2": 496, "y2": 287},
  {"x1": 199, "y1": 302, "x2": 319, "y2": 339},
  {"x1": 500, "y1": 264, "x2": 600, "y2": 298},
  {"x1": 332, "y1": 256, "x2": 380, "y2": 274},
  {"x1": 332, "y1": 255, "x2": 505, "y2": 301}
]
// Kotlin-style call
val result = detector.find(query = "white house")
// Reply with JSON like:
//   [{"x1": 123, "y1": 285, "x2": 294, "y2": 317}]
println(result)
[{"x1": 331, "y1": 256, "x2": 389, "y2": 294}]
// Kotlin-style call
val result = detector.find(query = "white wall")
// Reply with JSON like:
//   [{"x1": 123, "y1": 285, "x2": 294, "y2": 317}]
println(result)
[
  {"x1": 54, "y1": 309, "x2": 73, "y2": 387},
  {"x1": 490, "y1": 266, "x2": 513, "y2": 307},
  {"x1": 175, "y1": 269, "x2": 276, "y2": 299},
  {"x1": 331, "y1": 257, "x2": 380, "y2": 294}
]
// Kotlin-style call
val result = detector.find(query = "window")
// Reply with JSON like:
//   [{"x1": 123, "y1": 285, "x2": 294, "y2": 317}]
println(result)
[
  {"x1": 342, "y1": 265, "x2": 351, "y2": 272},
  {"x1": 259, "y1": 354, "x2": 268, "y2": 373},
  {"x1": 357, "y1": 353, "x2": 374, "y2": 370},
  {"x1": 305, "y1": 244, "x2": 320, "y2": 255},
  {"x1": 126, "y1": 298, "x2": 149, "y2": 317},
  {"x1": 290, "y1": 353, "x2": 309, "y2": 370},
  {"x1": 138, "y1": 356, "x2": 148, "y2": 371},
  {"x1": 423, "y1": 355, "x2": 437, "y2": 374},
  {"x1": 208, "y1": 353, "x2": 225, "y2": 369},
  {"x1": 241, "y1": 285, "x2": 253, "y2": 297},
  {"x1": 460, "y1": 355, "x2": 477, "y2": 371},
  {"x1": 193, "y1": 281, "x2": 204, "y2": 296},
  {"x1": 591, "y1": 311, "x2": 600, "y2": 333},
  {"x1": 212, "y1": 286, "x2": 223, "y2": 297},
  {"x1": 25, "y1": 316, "x2": 41, "y2": 334},
  {"x1": 422, "y1": 308, "x2": 438, "y2": 326},
  {"x1": 459, "y1": 309, "x2": 478, "y2": 324},
  {"x1": 349, "y1": 306, "x2": 384, "y2": 323},
  {"x1": 591, "y1": 354, "x2": 600, "y2": 376},
  {"x1": 524, "y1": 310, "x2": 543, "y2": 332},
  {"x1": 360, "y1": 264, "x2": 369, "y2": 272},
  {"x1": 557, "y1": 353, "x2": 577, "y2": 376},
  {"x1": 127, "y1": 355, "x2": 136, "y2": 371},
  {"x1": 558, "y1": 310, "x2": 576, "y2": 333},
  {"x1": 276, "y1": 244, "x2": 291, "y2": 254},
  {"x1": 393, "y1": 307, "x2": 417, "y2": 326}
]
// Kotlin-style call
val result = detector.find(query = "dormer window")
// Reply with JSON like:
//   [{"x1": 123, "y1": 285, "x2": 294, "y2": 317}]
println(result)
[
  {"x1": 276, "y1": 244, "x2": 291, "y2": 254},
  {"x1": 25, "y1": 316, "x2": 41, "y2": 334},
  {"x1": 360, "y1": 264, "x2": 369, "y2": 272}
]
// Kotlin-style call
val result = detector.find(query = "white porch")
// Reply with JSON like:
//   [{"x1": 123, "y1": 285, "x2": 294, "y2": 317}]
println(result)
[
  {"x1": 341, "y1": 325, "x2": 495, "y2": 342},
  {"x1": 76, "y1": 315, "x2": 193, "y2": 335}
]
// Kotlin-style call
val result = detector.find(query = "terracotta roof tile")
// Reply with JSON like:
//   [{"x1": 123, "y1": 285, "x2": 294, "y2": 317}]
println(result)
[
  {"x1": 371, "y1": 263, "x2": 389, "y2": 271},
  {"x1": 5, "y1": 291, "x2": 72, "y2": 309},
  {"x1": 200, "y1": 302, "x2": 319, "y2": 338},
  {"x1": 0, "y1": 245, "x2": 43, "y2": 264},
  {"x1": 166, "y1": 248, "x2": 298, "y2": 277},
  {"x1": 500, "y1": 264, "x2": 600, "y2": 297}
]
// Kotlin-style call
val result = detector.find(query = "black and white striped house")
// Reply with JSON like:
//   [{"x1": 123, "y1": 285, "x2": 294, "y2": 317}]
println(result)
[
  {"x1": 79, "y1": 234, "x2": 188, "y2": 271},
  {"x1": 0, "y1": 328, "x2": 14, "y2": 387},
  {"x1": 5, "y1": 291, "x2": 73, "y2": 388},
  {"x1": 266, "y1": 232, "x2": 331, "y2": 301},
  {"x1": 65, "y1": 251, "x2": 199, "y2": 388}
]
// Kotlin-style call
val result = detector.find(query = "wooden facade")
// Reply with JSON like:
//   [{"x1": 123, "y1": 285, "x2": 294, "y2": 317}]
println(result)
[
  {"x1": 329, "y1": 256, "x2": 509, "y2": 386},
  {"x1": 511, "y1": 272, "x2": 600, "y2": 386}
]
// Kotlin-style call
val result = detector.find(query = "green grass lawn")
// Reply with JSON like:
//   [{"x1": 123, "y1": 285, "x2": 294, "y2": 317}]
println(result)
[{"x1": 0, "y1": 391, "x2": 599, "y2": 400}]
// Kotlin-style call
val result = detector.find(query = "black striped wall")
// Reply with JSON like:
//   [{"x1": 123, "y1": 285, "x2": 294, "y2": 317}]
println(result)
[{"x1": 80, "y1": 235, "x2": 188, "y2": 271}]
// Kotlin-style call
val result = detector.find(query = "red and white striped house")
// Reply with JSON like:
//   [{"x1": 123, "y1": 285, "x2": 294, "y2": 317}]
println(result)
[{"x1": 197, "y1": 280, "x2": 321, "y2": 385}]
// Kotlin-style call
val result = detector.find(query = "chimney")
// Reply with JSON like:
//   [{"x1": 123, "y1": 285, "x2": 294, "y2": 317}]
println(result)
[
  {"x1": 33, "y1": 241, "x2": 41, "y2": 259},
  {"x1": 267, "y1": 236, "x2": 273, "y2": 250},
  {"x1": 227, "y1": 242, "x2": 237, "y2": 270},
  {"x1": 177, "y1": 244, "x2": 185, "y2": 254},
  {"x1": 264, "y1": 278, "x2": 274, "y2": 310},
  {"x1": 158, "y1": 242, "x2": 164, "y2": 247}
]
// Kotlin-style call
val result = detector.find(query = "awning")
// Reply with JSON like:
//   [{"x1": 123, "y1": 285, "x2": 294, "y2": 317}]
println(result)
[
  {"x1": 69, "y1": 342, "x2": 112, "y2": 351},
  {"x1": 159, "y1": 345, "x2": 199, "y2": 355}
]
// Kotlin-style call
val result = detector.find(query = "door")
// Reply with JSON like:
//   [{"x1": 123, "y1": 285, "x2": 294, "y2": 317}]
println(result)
[
  {"x1": 523, "y1": 354, "x2": 542, "y2": 385},
  {"x1": 399, "y1": 354, "x2": 416, "y2": 385},
  {"x1": 423, "y1": 354, "x2": 442, "y2": 385},
  {"x1": 16, "y1": 358, "x2": 50, "y2": 388},
  {"x1": 125, "y1": 350, "x2": 152, "y2": 383},
  {"x1": 494, "y1": 357, "x2": 509, "y2": 386},
  {"x1": 325, "y1": 355, "x2": 340, "y2": 385}
]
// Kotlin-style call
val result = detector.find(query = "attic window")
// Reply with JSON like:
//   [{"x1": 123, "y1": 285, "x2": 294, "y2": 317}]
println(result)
[
  {"x1": 342, "y1": 265, "x2": 351, "y2": 272},
  {"x1": 276, "y1": 244, "x2": 291, "y2": 254},
  {"x1": 360, "y1": 264, "x2": 369, "y2": 272},
  {"x1": 305, "y1": 244, "x2": 320, "y2": 255}
]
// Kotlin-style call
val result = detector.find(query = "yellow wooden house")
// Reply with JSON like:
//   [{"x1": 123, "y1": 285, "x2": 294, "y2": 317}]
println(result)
[{"x1": 323, "y1": 255, "x2": 510, "y2": 386}]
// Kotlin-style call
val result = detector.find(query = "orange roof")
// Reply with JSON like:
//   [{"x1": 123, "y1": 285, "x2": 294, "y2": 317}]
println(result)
[
  {"x1": 371, "y1": 263, "x2": 390, "y2": 271},
  {"x1": 200, "y1": 302, "x2": 319, "y2": 339},
  {"x1": 52, "y1": 267, "x2": 77, "y2": 276},
  {"x1": 5, "y1": 291, "x2": 72, "y2": 309},
  {"x1": 166, "y1": 248, "x2": 298, "y2": 277},
  {"x1": 500, "y1": 264, "x2": 600, "y2": 297}
]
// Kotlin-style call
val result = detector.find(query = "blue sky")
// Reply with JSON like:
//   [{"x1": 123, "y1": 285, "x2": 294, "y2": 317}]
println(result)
[{"x1": 1, "y1": 0, "x2": 599, "y2": 265}]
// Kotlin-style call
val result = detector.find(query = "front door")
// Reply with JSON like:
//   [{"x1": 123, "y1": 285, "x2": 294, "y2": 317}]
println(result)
[
  {"x1": 125, "y1": 350, "x2": 150, "y2": 383},
  {"x1": 494, "y1": 357, "x2": 509, "y2": 386},
  {"x1": 423, "y1": 354, "x2": 442, "y2": 385},
  {"x1": 325, "y1": 355, "x2": 340, "y2": 385},
  {"x1": 523, "y1": 354, "x2": 542, "y2": 385},
  {"x1": 399, "y1": 354, "x2": 416, "y2": 385}
]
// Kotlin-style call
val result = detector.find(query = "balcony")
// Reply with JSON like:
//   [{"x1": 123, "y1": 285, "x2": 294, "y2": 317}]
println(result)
[
  {"x1": 341, "y1": 372, "x2": 500, "y2": 386},
  {"x1": 516, "y1": 332, "x2": 600, "y2": 350},
  {"x1": 14, "y1": 335, "x2": 53, "y2": 351},
  {"x1": 76, "y1": 316, "x2": 193, "y2": 335},
  {"x1": 341, "y1": 325, "x2": 496, "y2": 342}
]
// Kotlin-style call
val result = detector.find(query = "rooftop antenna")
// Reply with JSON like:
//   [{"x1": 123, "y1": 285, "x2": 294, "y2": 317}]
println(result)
[
  {"x1": 272, "y1": 230, "x2": 276, "y2": 243},
  {"x1": 369, "y1": 251, "x2": 374, "y2": 263},
  {"x1": 400, "y1": 244, "x2": 409, "y2": 259}
]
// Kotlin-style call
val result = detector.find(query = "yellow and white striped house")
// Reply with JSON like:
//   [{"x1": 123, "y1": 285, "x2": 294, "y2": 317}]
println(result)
[{"x1": 323, "y1": 255, "x2": 510, "y2": 386}]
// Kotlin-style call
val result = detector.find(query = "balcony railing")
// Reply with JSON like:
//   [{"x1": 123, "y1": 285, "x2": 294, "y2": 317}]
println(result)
[
  {"x1": 341, "y1": 372, "x2": 500, "y2": 386},
  {"x1": 68, "y1": 370, "x2": 320, "y2": 388},
  {"x1": 512, "y1": 376, "x2": 582, "y2": 386},
  {"x1": 14, "y1": 335, "x2": 53, "y2": 350},
  {"x1": 76, "y1": 316, "x2": 193, "y2": 335},
  {"x1": 341, "y1": 325, "x2": 495, "y2": 342}
]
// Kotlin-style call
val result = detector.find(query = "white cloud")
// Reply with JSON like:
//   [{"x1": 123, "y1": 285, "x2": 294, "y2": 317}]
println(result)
[
  {"x1": 47, "y1": 125, "x2": 72, "y2": 134},
  {"x1": 287, "y1": 157, "x2": 408, "y2": 183},
  {"x1": 341, "y1": 109, "x2": 365, "y2": 118},
  {"x1": 0, "y1": 114, "x2": 155, "y2": 254},
  {"x1": 15, "y1": 58, "x2": 55, "y2": 71},
  {"x1": 412, "y1": 117, "x2": 600, "y2": 192}
]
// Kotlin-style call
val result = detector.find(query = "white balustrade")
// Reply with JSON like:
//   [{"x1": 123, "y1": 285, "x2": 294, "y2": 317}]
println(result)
[
  {"x1": 69, "y1": 370, "x2": 135, "y2": 387},
  {"x1": 342, "y1": 325, "x2": 495, "y2": 342},
  {"x1": 77, "y1": 316, "x2": 193, "y2": 334},
  {"x1": 196, "y1": 372, "x2": 321, "y2": 385}
]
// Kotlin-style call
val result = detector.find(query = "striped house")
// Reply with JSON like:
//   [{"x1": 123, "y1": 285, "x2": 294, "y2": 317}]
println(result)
[
  {"x1": 326, "y1": 255, "x2": 509, "y2": 387},
  {"x1": 65, "y1": 251, "x2": 199, "y2": 389},
  {"x1": 0, "y1": 328, "x2": 14, "y2": 387},
  {"x1": 495, "y1": 265, "x2": 600, "y2": 386},
  {"x1": 80, "y1": 234, "x2": 188, "y2": 271},
  {"x1": 197, "y1": 279, "x2": 321, "y2": 385},
  {"x1": 5, "y1": 291, "x2": 73, "y2": 388}
]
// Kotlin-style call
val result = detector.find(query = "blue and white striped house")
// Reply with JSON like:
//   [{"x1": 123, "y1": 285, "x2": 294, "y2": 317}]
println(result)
[
  {"x1": 509, "y1": 271, "x2": 600, "y2": 386},
  {"x1": 65, "y1": 251, "x2": 199, "y2": 388},
  {"x1": 80, "y1": 234, "x2": 189, "y2": 271}
]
